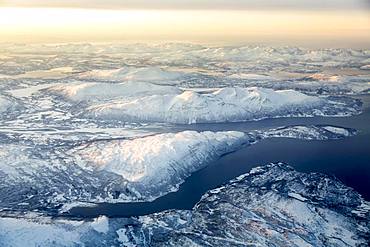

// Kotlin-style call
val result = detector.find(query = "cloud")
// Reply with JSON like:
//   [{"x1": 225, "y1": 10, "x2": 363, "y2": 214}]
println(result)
[{"x1": 1, "y1": 0, "x2": 369, "y2": 10}]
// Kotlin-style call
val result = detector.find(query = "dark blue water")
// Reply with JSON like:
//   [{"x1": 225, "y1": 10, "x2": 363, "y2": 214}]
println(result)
[{"x1": 69, "y1": 95, "x2": 370, "y2": 218}]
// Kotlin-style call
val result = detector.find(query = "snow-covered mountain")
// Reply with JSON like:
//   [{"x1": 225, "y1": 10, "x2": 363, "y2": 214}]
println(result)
[
  {"x1": 1, "y1": 43, "x2": 369, "y2": 95},
  {"x1": 72, "y1": 131, "x2": 248, "y2": 201},
  {"x1": 0, "y1": 130, "x2": 249, "y2": 210},
  {"x1": 78, "y1": 66, "x2": 186, "y2": 84},
  {"x1": 45, "y1": 82, "x2": 364, "y2": 124},
  {"x1": 85, "y1": 86, "x2": 360, "y2": 124},
  {"x1": 47, "y1": 81, "x2": 181, "y2": 102},
  {"x1": 123, "y1": 163, "x2": 370, "y2": 246},
  {"x1": 1, "y1": 163, "x2": 368, "y2": 247},
  {"x1": 261, "y1": 125, "x2": 357, "y2": 140},
  {"x1": 0, "y1": 125, "x2": 356, "y2": 214}
]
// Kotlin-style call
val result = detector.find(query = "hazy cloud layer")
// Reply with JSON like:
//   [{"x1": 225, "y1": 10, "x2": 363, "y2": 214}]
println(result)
[{"x1": 2, "y1": 0, "x2": 369, "y2": 10}]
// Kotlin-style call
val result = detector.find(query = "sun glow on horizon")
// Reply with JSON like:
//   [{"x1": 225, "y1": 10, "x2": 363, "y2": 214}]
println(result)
[{"x1": 0, "y1": 7, "x2": 369, "y2": 47}]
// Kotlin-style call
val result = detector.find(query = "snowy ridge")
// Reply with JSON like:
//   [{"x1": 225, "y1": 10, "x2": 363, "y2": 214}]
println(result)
[
  {"x1": 73, "y1": 131, "x2": 248, "y2": 201},
  {"x1": 228, "y1": 73, "x2": 274, "y2": 80},
  {"x1": 0, "y1": 163, "x2": 368, "y2": 247},
  {"x1": 78, "y1": 66, "x2": 185, "y2": 84},
  {"x1": 46, "y1": 81, "x2": 181, "y2": 101},
  {"x1": 262, "y1": 125, "x2": 356, "y2": 140},
  {"x1": 86, "y1": 87, "x2": 325, "y2": 124}
]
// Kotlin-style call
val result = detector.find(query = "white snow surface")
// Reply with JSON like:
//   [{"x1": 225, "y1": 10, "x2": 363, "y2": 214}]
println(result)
[
  {"x1": 78, "y1": 66, "x2": 185, "y2": 83},
  {"x1": 322, "y1": 126, "x2": 351, "y2": 136},
  {"x1": 74, "y1": 130, "x2": 247, "y2": 199},
  {"x1": 228, "y1": 73, "x2": 273, "y2": 80},
  {"x1": 87, "y1": 87, "x2": 323, "y2": 124},
  {"x1": 263, "y1": 125, "x2": 354, "y2": 140},
  {"x1": 0, "y1": 144, "x2": 48, "y2": 180},
  {"x1": 47, "y1": 81, "x2": 181, "y2": 101},
  {"x1": 0, "y1": 95, "x2": 12, "y2": 113},
  {"x1": 91, "y1": 216, "x2": 109, "y2": 234},
  {"x1": 0, "y1": 217, "x2": 81, "y2": 247},
  {"x1": 116, "y1": 228, "x2": 136, "y2": 247}
]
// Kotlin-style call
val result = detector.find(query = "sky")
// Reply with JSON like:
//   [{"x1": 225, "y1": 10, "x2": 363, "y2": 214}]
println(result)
[
  {"x1": 0, "y1": 0, "x2": 369, "y2": 47},
  {"x1": 1, "y1": 0, "x2": 369, "y2": 10}
]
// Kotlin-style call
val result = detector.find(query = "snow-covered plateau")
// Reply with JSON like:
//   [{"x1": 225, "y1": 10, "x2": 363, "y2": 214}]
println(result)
[{"x1": 1, "y1": 163, "x2": 368, "y2": 247}]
